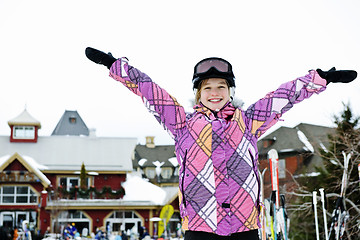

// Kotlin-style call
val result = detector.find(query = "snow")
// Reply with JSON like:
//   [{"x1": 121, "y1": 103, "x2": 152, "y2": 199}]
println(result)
[
  {"x1": 138, "y1": 158, "x2": 147, "y2": 166},
  {"x1": 297, "y1": 130, "x2": 314, "y2": 153},
  {"x1": 294, "y1": 172, "x2": 321, "y2": 178},
  {"x1": 330, "y1": 159, "x2": 338, "y2": 165},
  {"x1": 23, "y1": 155, "x2": 48, "y2": 170},
  {"x1": 0, "y1": 154, "x2": 10, "y2": 166},
  {"x1": 319, "y1": 142, "x2": 328, "y2": 153},
  {"x1": 121, "y1": 173, "x2": 166, "y2": 205},
  {"x1": 168, "y1": 157, "x2": 179, "y2": 167},
  {"x1": 152, "y1": 161, "x2": 165, "y2": 177},
  {"x1": 278, "y1": 149, "x2": 296, "y2": 153},
  {"x1": 22, "y1": 155, "x2": 51, "y2": 186}
]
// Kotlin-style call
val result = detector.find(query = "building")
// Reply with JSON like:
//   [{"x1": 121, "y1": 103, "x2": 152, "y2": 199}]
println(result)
[
  {"x1": 132, "y1": 136, "x2": 180, "y2": 235},
  {"x1": 0, "y1": 109, "x2": 179, "y2": 238},
  {"x1": 257, "y1": 123, "x2": 334, "y2": 197}
]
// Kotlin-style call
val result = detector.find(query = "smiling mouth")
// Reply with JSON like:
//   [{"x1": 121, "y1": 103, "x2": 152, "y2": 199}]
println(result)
[{"x1": 209, "y1": 99, "x2": 222, "y2": 103}]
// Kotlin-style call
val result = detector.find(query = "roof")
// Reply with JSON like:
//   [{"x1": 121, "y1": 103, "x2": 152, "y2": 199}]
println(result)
[
  {"x1": 0, "y1": 135, "x2": 137, "y2": 172},
  {"x1": 51, "y1": 110, "x2": 89, "y2": 136},
  {"x1": 258, "y1": 123, "x2": 334, "y2": 172},
  {"x1": 0, "y1": 153, "x2": 51, "y2": 187},
  {"x1": 8, "y1": 109, "x2": 41, "y2": 128},
  {"x1": 258, "y1": 123, "x2": 334, "y2": 155},
  {"x1": 133, "y1": 144, "x2": 177, "y2": 168}
]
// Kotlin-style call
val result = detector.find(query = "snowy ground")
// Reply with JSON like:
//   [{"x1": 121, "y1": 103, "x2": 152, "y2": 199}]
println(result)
[{"x1": 42, "y1": 237, "x2": 183, "y2": 240}]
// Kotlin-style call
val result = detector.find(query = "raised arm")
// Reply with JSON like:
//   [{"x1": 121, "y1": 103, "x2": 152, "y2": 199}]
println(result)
[
  {"x1": 246, "y1": 68, "x2": 357, "y2": 138},
  {"x1": 85, "y1": 47, "x2": 187, "y2": 139}
]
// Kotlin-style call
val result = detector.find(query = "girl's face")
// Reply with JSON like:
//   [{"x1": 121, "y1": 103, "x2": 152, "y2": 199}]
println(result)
[{"x1": 199, "y1": 78, "x2": 230, "y2": 111}]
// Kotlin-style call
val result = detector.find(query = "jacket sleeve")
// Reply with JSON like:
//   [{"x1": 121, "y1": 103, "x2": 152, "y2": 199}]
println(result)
[
  {"x1": 245, "y1": 70, "x2": 327, "y2": 138},
  {"x1": 109, "y1": 58, "x2": 187, "y2": 139}
]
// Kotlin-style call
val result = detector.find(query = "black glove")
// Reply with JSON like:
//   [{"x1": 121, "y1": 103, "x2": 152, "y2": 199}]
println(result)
[
  {"x1": 316, "y1": 67, "x2": 357, "y2": 85},
  {"x1": 85, "y1": 47, "x2": 117, "y2": 69}
]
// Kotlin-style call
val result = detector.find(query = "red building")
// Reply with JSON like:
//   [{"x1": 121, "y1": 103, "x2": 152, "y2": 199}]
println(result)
[{"x1": 0, "y1": 109, "x2": 179, "y2": 238}]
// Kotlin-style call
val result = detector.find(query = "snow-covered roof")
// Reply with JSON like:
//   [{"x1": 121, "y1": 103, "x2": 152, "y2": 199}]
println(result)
[
  {"x1": 121, "y1": 173, "x2": 167, "y2": 205},
  {"x1": 0, "y1": 153, "x2": 51, "y2": 187},
  {"x1": 8, "y1": 109, "x2": 41, "y2": 127},
  {"x1": 0, "y1": 135, "x2": 137, "y2": 172}
]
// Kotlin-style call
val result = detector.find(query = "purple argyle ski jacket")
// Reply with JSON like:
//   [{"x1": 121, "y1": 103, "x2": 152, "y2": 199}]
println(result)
[{"x1": 109, "y1": 58, "x2": 327, "y2": 236}]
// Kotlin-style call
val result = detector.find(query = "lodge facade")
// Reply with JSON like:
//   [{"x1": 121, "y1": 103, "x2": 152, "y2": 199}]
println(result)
[{"x1": 0, "y1": 110, "x2": 179, "y2": 238}]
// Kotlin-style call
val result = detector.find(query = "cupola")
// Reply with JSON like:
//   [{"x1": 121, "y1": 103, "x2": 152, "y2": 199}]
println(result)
[{"x1": 8, "y1": 109, "x2": 41, "y2": 143}]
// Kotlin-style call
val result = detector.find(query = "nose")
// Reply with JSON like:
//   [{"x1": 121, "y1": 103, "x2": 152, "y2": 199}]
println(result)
[{"x1": 210, "y1": 88, "x2": 220, "y2": 96}]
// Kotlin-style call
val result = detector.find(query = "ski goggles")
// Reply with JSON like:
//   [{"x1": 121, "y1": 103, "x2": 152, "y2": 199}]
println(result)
[
  {"x1": 192, "y1": 57, "x2": 235, "y2": 89},
  {"x1": 194, "y1": 57, "x2": 232, "y2": 75}
]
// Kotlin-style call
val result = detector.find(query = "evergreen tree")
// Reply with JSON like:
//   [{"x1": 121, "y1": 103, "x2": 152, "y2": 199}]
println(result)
[
  {"x1": 288, "y1": 103, "x2": 360, "y2": 239},
  {"x1": 80, "y1": 162, "x2": 87, "y2": 190}
]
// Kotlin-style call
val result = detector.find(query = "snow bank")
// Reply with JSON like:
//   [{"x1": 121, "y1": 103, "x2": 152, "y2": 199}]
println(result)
[{"x1": 122, "y1": 173, "x2": 166, "y2": 205}]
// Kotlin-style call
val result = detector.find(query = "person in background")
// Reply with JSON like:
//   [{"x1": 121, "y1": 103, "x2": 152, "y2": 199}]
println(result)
[{"x1": 12, "y1": 227, "x2": 18, "y2": 240}]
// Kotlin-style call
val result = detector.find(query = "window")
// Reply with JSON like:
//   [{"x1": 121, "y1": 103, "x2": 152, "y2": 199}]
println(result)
[
  {"x1": 106, "y1": 211, "x2": 141, "y2": 233},
  {"x1": 0, "y1": 186, "x2": 38, "y2": 204},
  {"x1": 55, "y1": 211, "x2": 90, "y2": 236},
  {"x1": 161, "y1": 167, "x2": 173, "y2": 179},
  {"x1": 145, "y1": 168, "x2": 156, "y2": 179},
  {"x1": 69, "y1": 117, "x2": 77, "y2": 124},
  {"x1": 279, "y1": 159, "x2": 286, "y2": 179},
  {"x1": 13, "y1": 126, "x2": 35, "y2": 139},
  {"x1": 59, "y1": 177, "x2": 90, "y2": 191}
]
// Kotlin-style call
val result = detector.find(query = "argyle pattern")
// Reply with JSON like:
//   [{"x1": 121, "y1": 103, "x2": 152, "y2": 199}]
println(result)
[{"x1": 109, "y1": 58, "x2": 327, "y2": 236}]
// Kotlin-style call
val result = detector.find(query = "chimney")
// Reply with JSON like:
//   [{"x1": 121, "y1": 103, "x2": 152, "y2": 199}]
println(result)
[
  {"x1": 145, "y1": 136, "x2": 155, "y2": 148},
  {"x1": 89, "y1": 128, "x2": 96, "y2": 137},
  {"x1": 263, "y1": 137, "x2": 276, "y2": 148}
]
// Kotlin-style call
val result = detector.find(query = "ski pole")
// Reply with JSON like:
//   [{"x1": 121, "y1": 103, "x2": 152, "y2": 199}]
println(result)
[
  {"x1": 319, "y1": 188, "x2": 329, "y2": 240},
  {"x1": 280, "y1": 194, "x2": 288, "y2": 240},
  {"x1": 335, "y1": 152, "x2": 351, "y2": 240},
  {"x1": 271, "y1": 191, "x2": 277, "y2": 240},
  {"x1": 313, "y1": 191, "x2": 320, "y2": 240}
]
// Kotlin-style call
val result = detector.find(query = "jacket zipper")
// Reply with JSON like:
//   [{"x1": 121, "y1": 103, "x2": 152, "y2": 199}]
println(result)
[{"x1": 181, "y1": 149, "x2": 188, "y2": 208}]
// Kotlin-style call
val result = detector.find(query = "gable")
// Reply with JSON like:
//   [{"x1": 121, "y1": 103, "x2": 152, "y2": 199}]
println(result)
[
  {"x1": 0, "y1": 153, "x2": 50, "y2": 187},
  {"x1": 3, "y1": 159, "x2": 27, "y2": 171}
]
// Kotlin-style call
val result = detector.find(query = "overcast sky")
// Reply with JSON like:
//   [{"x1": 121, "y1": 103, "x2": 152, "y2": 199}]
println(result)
[{"x1": 1, "y1": 0, "x2": 359, "y2": 145}]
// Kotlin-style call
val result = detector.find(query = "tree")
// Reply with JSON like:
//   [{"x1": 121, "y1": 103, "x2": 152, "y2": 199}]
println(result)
[
  {"x1": 287, "y1": 103, "x2": 360, "y2": 240},
  {"x1": 80, "y1": 162, "x2": 87, "y2": 190}
]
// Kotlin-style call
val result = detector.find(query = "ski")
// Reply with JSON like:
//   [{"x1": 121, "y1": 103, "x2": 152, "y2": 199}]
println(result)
[
  {"x1": 264, "y1": 198, "x2": 273, "y2": 240},
  {"x1": 268, "y1": 149, "x2": 279, "y2": 240},
  {"x1": 319, "y1": 188, "x2": 329, "y2": 240},
  {"x1": 268, "y1": 149, "x2": 288, "y2": 240},
  {"x1": 259, "y1": 168, "x2": 267, "y2": 240},
  {"x1": 328, "y1": 151, "x2": 351, "y2": 240},
  {"x1": 313, "y1": 191, "x2": 320, "y2": 240}
]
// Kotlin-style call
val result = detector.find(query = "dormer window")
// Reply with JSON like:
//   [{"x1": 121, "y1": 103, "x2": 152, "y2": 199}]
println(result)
[
  {"x1": 8, "y1": 109, "x2": 41, "y2": 143},
  {"x1": 69, "y1": 117, "x2": 76, "y2": 124},
  {"x1": 13, "y1": 126, "x2": 35, "y2": 139}
]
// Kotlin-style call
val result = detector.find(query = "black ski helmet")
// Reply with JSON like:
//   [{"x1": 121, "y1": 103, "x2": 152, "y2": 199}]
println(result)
[{"x1": 192, "y1": 57, "x2": 236, "y2": 89}]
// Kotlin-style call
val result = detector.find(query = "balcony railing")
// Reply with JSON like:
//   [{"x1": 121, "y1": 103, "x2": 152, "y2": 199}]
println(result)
[{"x1": 47, "y1": 186, "x2": 125, "y2": 201}]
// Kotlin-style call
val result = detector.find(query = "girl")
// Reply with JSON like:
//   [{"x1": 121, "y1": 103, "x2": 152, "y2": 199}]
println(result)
[{"x1": 85, "y1": 47, "x2": 356, "y2": 240}]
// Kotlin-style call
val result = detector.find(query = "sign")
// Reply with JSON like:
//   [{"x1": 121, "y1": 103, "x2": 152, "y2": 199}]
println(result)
[{"x1": 158, "y1": 205, "x2": 174, "y2": 237}]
